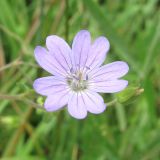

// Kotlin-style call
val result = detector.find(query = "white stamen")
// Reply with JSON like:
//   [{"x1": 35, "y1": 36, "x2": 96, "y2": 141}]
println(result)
[{"x1": 67, "y1": 68, "x2": 89, "y2": 92}]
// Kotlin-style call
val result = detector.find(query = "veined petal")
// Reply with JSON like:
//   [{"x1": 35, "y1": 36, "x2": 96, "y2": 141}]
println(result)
[
  {"x1": 68, "y1": 92, "x2": 87, "y2": 119},
  {"x1": 44, "y1": 90, "x2": 69, "y2": 112},
  {"x1": 89, "y1": 79, "x2": 128, "y2": 93},
  {"x1": 86, "y1": 36, "x2": 110, "y2": 69},
  {"x1": 83, "y1": 91, "x2": 106, "y2": 114},
  {"x1": 33, "y1": 76, "x2": 68, "y2": 96},
  {"x1": 72, "y1": 30, "x2": 91, "y2": 68},
  {"x1": 34, "y1": 46, "x2": 68, "y2": 77},
  {"x1": 46, "y1": 35, "x2": 73, "y2": 74},
  {"x1": 89, "y1": 61, "x2": 129, "y2": 81}
]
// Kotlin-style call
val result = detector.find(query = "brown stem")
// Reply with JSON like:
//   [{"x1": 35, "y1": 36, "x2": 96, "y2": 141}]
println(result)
[
  {"x1": 3, "y1": 107, "x2": 33, "y2": 157},
  {"x1": 0, "y1": 93, "x2": 44, "y2": 110}
]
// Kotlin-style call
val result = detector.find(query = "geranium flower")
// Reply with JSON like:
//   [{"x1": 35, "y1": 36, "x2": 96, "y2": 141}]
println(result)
[{"x1": 33, "y1": 30, "x2": 129, "y2": 119}]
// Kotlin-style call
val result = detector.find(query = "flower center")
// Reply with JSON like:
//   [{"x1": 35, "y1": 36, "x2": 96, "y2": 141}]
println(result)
[{"x1": 67, "y1": 69, "x2": 88, "y2": 92}]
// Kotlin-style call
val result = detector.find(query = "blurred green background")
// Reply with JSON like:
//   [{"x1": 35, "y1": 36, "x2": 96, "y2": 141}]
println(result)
[{"x1": 0, "y1": 0, "x2": 160, "y2": 159}]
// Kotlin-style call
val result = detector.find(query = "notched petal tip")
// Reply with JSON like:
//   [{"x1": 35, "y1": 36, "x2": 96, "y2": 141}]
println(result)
[
  {"x1": 76, "y1": 29, "x2": 90, "y2": 35},
  {"x1": 34, "y1": 46, "x2": 47, "y2": 57},
  {"x1": 33, "y1": 79, "x2": 42, "y2": 95},
  {"x1": 33, "y1": 78, "x2": 48, "y2": 96},
  {"x1": 88, "y1": 103, "x2": 107, "y2": 115},
  {"x1": 115, "y1": 79, "x2": 129, "y2": 91},
  {"x1": 115, "y1": 80, "x2": 129, "y2": 93},
  {"x1": 84, "y1": 91, "x2": 107, "y2": 114},
  {"x1": 96, "y1": 36, "x2": 110, "y2": 52},
  {"x1": 46, "y1": 35, "x2": 60, "y2": 45},
  {"x1": 33, "y1": 79, "x2": 38, "y2": 90},
  {"x1": 72, "y1": 30, "x2": 91, "y2": 45},
  {"x1": 118, "y1": 61, "x2": 129, "y2": 74},
  {"x1": 44, "y1": 92, "x2": 69, "y2": 112},
  {"x1": 111, "y1": 61, "x2": 129, "y2": 78},
  {"x1": 44, "y1": 105, "x2": 54, "y2": 112},
  {"x1": 44, "y1": 102, "x2": 58, "y2": 112},
  {"x1": 67, "y1": 104, "x2": 88, "y2": 119},
  {"x1": 69, "y1": 111, "x2": 88, "y2": 120},
  {"x1": 46, "y1": 35, "x2": 70, "y2": 49},
  {"x1": 34, "y1": 46, "x2": 48, "y2": 68}
]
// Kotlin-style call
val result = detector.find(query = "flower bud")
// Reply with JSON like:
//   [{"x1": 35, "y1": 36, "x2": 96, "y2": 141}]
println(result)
[{"x1": 116, "y1": 83, "x2": 144, "y2": 103}]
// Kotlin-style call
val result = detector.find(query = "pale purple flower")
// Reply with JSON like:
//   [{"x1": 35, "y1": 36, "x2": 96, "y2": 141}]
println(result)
[{"x1": 33, "y1": 30, "x2": 129, "y2": 119}]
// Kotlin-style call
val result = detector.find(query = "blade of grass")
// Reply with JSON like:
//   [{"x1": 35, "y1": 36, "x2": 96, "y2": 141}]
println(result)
[{"x1": 82, "y1": 0, "x2": 140, "y2": 74}]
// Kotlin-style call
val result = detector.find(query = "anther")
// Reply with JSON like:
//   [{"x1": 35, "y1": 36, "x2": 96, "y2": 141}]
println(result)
[
  {"x1": 86, "y1": 66, "x2": 90, "y2": 70},
  {"x1": 85, "y1": 74, "x2": 88, "y2": 80},
  {"x1": 70, "y1": 67, "x2": 74, "y2": 73}
]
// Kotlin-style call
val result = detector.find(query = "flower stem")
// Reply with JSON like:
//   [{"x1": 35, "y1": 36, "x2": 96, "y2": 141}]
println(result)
[
  {"x1": 105, "y1": 99, "x2": 117, "y2": 107},
  {"x1": 0, "y1": 93, "x2": 44, "y2": 110}
]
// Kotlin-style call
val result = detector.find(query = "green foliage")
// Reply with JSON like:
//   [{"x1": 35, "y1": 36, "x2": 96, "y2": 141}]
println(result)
[{"x1": 0, "y1": 0, "x2": 160, "y2": 159}]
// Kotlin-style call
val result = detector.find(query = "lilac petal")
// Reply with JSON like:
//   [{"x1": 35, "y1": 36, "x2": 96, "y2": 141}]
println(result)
[
  {"x1": 89, "y1": 61, "x2": 129, "y2": 81},
  {"x1": 83, "y1": 90, "x2": 106, "y2": 114},
  {"x1": 68, "y1": 92, "x2": 87, "y2": 119},
  {"x1": 89, "y1": 80, "x2": 128, "y2": 93},
  {"x1": 33, "y1": 76, "x2": 68, "y2": 96},
  {"x1": 86, "y1": 36, "x2": 110, "y2": 69},
  {"x1": 44, "y1": 90, "x2": 69, "y2": 112},
  {"x1": 46, "y1": 35, "x2": 73, "y2": 73},
  {"x1": 34, "y1": 46, "x2": 68, "y2": 77},
  {"x1": 72, "y1": 30, "x2": 91, "y2": 68}
]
